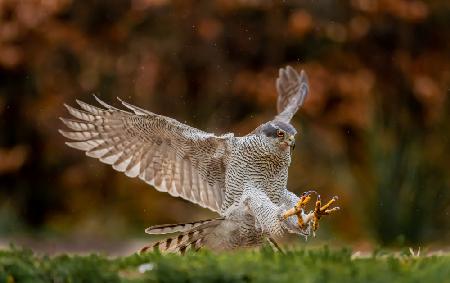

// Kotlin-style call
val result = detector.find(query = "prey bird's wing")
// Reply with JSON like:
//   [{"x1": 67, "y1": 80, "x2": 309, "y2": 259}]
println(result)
[
  {"x1": 274, "y1": 66, "x2": 309, "y2": 123},
  {"x1": 59, "y1": 96, "x2": 232, "y2": 212}
]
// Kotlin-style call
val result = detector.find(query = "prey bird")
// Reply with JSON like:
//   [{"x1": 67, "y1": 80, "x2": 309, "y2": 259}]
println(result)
[{"x1": 59, "y1": 66, "x2": 339, "y2": 253}]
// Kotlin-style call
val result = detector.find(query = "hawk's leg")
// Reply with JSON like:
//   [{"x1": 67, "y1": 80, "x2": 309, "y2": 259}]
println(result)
[{"x1": 239, "y1": 188, "x2": 286, "y2": 239}]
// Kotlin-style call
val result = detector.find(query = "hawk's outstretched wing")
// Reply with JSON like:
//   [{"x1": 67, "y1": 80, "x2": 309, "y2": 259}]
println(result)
[
  {"x1": 59, "y1": 96, "x2": 232, "y2": 212},
  {"x1": 274, "y1": 66, "x2": 309, "y2": 123}
]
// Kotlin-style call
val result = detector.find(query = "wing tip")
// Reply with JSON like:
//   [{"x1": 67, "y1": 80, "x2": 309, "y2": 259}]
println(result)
[
  {"x1": 63, "y1": 103, "x2": 71, "y2": 111},
  {"x1": 58, "y1": 129, "x2": 68, "y2": 137},
  {"x1": 299, "y1": 69, "x2": 308, "y2": 84},
  {"x1": 65, "y1": 141, "x2": 82, "y2": 150},
  {"x1": 286, "y1": 65, "x2": 295, "y2": 73},
  {"x1": 75, "y1": 99, "x2": 84, "y2": 106},
  {"x1": 92, "y1": 94, "x2": 117, "y2": 110},
  {"x1": 278, "y1": 65, "x2": 308, "y2": 81}
]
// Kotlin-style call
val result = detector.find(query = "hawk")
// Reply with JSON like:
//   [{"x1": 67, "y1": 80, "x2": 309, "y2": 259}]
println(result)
[{"x1": 59, "y1": 66, "x2": 339, "y2": 253}]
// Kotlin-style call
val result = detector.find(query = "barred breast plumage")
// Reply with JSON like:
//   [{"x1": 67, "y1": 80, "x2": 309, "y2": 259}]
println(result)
[{"x1": 221, "y1": 135, "x2": 291, "y2": 213}]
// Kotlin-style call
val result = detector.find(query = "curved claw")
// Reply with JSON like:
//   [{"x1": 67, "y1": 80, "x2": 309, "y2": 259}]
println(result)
[
  {"x1": 324, "y1": 207, "x2": 340, "y2": 214},
  {"x1": 301, "y1": 190, "x2": 318, "y2": 197},
  {"x1": 312, "y1": 195, "x2": 340, "y2": 232},
  {"x1": 283, "y1": 192, "x2": 340, "y2": 233},
  {"x1": 283, "y1": 190, "x2": 316, "y2": 220}
]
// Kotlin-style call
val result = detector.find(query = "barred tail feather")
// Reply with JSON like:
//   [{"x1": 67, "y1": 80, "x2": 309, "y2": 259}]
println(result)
[
  {"x1": 140, "y1": 218, "x2": 223, "y2": 254},
  {"x1": 145, "y1": 217, "x2": 224, "y2": 235}
]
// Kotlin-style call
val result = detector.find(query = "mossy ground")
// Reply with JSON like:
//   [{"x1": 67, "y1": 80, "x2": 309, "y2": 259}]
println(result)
[{"x1": 0, "y1": 245, "x2": 449, "y2": 283}]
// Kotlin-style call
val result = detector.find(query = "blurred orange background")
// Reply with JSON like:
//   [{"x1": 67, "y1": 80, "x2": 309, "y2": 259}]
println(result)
[{"x1": 0, "y1": 0, "x2": 448, "y2": 253}]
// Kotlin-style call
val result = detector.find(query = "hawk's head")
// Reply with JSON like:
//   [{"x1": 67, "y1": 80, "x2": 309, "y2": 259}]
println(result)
[{"x1": 256, "y1": 121, "x2": 297, "y2": 151}]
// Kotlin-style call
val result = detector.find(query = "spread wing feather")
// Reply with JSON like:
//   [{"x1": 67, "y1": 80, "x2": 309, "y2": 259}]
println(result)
[
  {"x1": 275, "y1": 66, "x2": 309, "y2": 122},
  {"x1": 60, "y1": 96, "x2": 232, "y2": 212}
]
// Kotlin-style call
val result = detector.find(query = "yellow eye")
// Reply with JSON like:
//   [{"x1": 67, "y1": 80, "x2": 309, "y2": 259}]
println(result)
[{"x1": 277, "y1": 130, "x2": 284, "y2": 137}]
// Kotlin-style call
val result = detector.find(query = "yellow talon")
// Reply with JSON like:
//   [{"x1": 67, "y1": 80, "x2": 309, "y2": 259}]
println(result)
[
  {"x1": 283, "y1": 192, "x2": 339, "y2": 233},
  {"x1": 283, "y1": 191, "x2": 316, "y2": 229},
  {"x1": 312, "y1": 195, "x2": 340, "y2": 232}
]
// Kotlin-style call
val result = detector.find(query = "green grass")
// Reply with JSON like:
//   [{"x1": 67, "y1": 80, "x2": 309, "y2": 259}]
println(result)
[{"x1": 0, "y1": 245, "x2": 449, "y2": 283}]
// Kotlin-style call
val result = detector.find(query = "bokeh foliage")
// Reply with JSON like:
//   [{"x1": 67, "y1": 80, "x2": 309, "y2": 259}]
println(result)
[{"x1": 0, "y1": 0, "x2": 449, "y2": 247}]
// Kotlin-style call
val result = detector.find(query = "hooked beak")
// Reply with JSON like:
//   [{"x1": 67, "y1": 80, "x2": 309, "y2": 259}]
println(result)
[{"x1": 285, "y1": 135, "x2": 296, "y2": 150}]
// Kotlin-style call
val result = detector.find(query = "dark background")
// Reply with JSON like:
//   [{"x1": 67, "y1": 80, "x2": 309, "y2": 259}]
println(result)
[{"x1": 0, "y1": 0, "x2": 449, "y2": 252}]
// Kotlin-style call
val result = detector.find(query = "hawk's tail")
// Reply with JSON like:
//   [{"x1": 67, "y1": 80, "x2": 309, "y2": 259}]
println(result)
[
  {"x1": 140, "y1": 218, "x2": 224, "y2": 254},
  {"x1": 144, "y1": 217, "x2": 224, "y2": 235}
]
